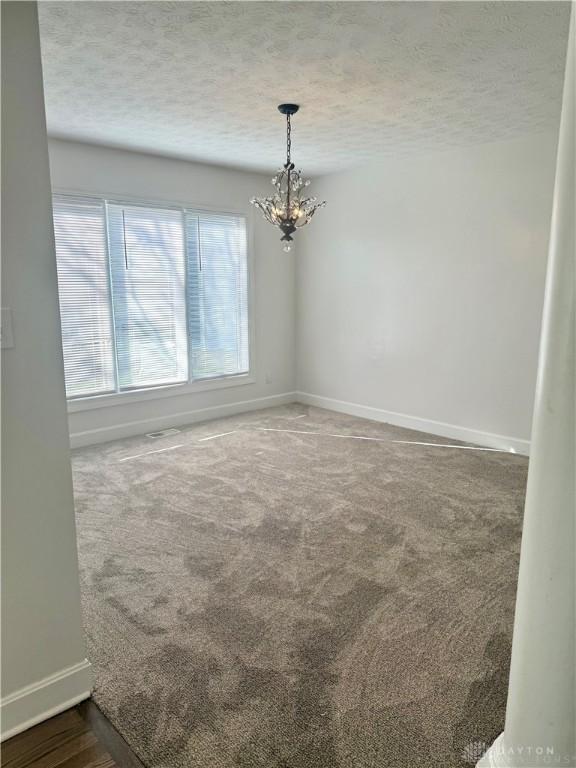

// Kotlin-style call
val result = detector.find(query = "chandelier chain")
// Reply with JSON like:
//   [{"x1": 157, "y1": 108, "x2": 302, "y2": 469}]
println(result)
[{"x1": 286, "y1": 114, "x2": 291, "y2": 165}]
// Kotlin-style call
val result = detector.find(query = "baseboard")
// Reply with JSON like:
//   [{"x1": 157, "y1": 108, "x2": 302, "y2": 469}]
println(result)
[
  {"x1": 70, "y1": 392, "x2": 298, "y2": 447},
  {"x1": 69, "y1": 388, "x2": 530, "y2": 454},
  {"x1": 296, "y1": 392, "x2": 530, "y2": 455},
  {"x1": 1, "y1": 659, "x2": 92, "y2": 741}
]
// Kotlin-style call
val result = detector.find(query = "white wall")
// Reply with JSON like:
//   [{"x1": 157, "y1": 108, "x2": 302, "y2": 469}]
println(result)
[
  {"x1": 297, "y1": 132, "x2": 559, "y2": 452},
  {"x1": 47, "y1": 139, "x2": 296, "y2": 445},
  {"x1": 1, "y1": 2, "x2": 90, "y2": 739},
  {"x1": 479, "y1": 15, "x2": 575, "y2": 765}
]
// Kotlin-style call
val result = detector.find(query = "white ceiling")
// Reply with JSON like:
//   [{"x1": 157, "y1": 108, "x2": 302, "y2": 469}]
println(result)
[{"x1": 38, "y1": 1, "x2": 570, "y2": 176}]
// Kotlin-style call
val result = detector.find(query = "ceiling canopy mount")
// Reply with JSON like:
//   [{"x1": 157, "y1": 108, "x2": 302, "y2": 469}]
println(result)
[{"x1": 277, "y1": 103, "x2": 300, "y2": 116}]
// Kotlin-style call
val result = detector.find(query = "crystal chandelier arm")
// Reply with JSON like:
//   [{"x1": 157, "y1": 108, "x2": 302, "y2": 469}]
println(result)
[
  {"x1": 294, "y1": 204, "x2": 326, "y2": 227},
  {"x1": 251, "y1": 197, "x2": 279, "y2": 226}
]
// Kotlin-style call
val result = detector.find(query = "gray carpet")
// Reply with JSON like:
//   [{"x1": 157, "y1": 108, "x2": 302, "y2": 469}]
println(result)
[{"x1": 72, "y1": 404, "x2": 527, "y2": 768}]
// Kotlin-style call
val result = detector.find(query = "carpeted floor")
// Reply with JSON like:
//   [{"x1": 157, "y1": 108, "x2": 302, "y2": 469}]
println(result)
[{"x1": 72, "y1": 404, "x2": 527, "y2": 768}]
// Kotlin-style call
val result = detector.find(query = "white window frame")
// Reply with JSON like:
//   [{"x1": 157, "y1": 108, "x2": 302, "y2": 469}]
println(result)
[{"x1": 53, "y1": 188, "x2": 256, "y2": 413}]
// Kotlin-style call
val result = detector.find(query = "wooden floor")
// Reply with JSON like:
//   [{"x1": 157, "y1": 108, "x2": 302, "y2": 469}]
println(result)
[{"x1": 2, "y1": 700, "x2": 144, "y2": 768}]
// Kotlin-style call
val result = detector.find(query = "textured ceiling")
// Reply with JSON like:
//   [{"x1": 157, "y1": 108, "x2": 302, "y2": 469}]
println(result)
[{"x1": 38, "y1": 1, "x2": 570, "y2": 175}]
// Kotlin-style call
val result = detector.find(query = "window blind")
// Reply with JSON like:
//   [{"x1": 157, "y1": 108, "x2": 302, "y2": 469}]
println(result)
[
  {"x1": 53, "y1": 196, "x2": 116, "y2": 398},
  {"x1": 107, "y1": 203, "x2": 188, "y2": 390},
  {"x1": 186, "y1": 211, "x2": 249, "y2": 379},
  {"x1": 52, "y1": 194, "x2": 249, "y2": 399}
]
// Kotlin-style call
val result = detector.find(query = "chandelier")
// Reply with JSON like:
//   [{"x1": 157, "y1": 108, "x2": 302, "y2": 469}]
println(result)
[{"x1": 251, "y1": 104, "x2": 326, "y2": 252}]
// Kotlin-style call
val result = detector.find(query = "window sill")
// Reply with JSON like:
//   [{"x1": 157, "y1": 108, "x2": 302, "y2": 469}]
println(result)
[{"x1": 67, "y1": 373, "x2": 256, "y2": 413}]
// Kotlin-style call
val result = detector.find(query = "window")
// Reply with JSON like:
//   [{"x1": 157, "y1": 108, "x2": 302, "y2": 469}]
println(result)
[{"x1": 53, "y1": 195, "x2": 249, "y2": 399}]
